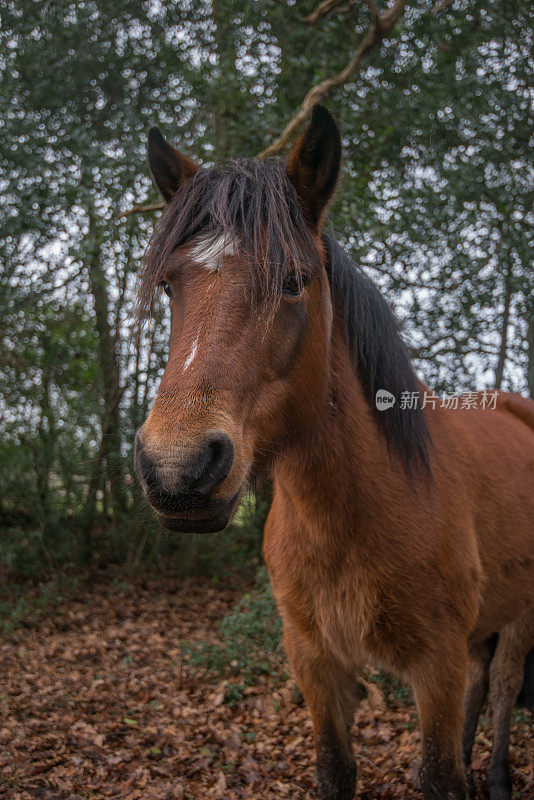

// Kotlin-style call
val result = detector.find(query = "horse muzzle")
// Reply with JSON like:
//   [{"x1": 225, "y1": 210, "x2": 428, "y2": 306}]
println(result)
[{"x1": 134, "y1": 429, "x2": 244, "y2": 533}]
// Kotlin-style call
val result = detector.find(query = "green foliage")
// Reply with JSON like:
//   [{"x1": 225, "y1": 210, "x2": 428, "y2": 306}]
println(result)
[
  {"x1": 334, "y1": 0, "x2": 533, "y2": 393},
  {"x1": 512, "y1": 707, "x2": 531, "y2": 725},
  {"x1": 218, "y1": 566, "x2": 282, "y2": 661},
  {"x1": 182, "y1": 565, "x2": 283, "y2": 686},
  {"x1": 369, "y1": 669, "x2": 412, "y2": 706}
]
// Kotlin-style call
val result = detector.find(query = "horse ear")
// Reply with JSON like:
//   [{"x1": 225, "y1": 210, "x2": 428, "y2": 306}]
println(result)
[
  {"x1": 286, "y1": 105, "x2": 341, "y2": 230},
  {"x1": 147, "y1": 127, "x2": 199, "y2": 202}
]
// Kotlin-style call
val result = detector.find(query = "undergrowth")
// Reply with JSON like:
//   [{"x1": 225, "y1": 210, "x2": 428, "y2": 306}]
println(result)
[
  {"x1": 369, "y1": 669, "x2": 413, "y2": 706},
  {"x1": 0, "y1": 494, "x2": 268, "y2": 634},
  {"x1": 182, "y1": 565, "x2": 284, "y2": 688},
  {"x1": 0, "y1": 574, "x2": 82, "y2": 635}
]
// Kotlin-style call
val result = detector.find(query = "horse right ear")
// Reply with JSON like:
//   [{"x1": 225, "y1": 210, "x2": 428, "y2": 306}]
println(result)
[{"x1": 147, "y1": 127, "x2": 198, "y2": 203}]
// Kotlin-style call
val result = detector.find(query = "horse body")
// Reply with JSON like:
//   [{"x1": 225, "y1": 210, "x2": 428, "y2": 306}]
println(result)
[
  {"x1": 462, "y1": 397, "x2": 534, "y2": 637},
  {"x1": 135, "y1": 106, "x2": 533, "y2": 800},
  {"x1": 265, "y1": 340, "x2": 534, "y2": 798},
  {"x1": 266, "y1": 343, "x2": 533, "y2": 654}
]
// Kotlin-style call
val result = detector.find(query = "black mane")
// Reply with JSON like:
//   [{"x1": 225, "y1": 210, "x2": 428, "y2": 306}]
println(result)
[
  {"x1": 324, "y1": 233, "x2": 430, "y2": 471},
  {"x1": 138, "y1": 158, "x2": 430, "y2": 472}
]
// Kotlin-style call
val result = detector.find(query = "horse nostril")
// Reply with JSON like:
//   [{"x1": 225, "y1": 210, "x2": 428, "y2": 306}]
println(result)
[{"x1": 194, "y1": 432, "x2": 235, "y2": 495}]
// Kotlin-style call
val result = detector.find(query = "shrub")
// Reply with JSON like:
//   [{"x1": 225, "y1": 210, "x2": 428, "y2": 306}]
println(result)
[{"x1": 182, "y1": 565, "x2": 284, "y2": 683}]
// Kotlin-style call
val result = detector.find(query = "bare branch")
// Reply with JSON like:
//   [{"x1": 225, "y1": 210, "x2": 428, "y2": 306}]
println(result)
[
  {"x1": 301, "y1": 0, "x2": 356, "y2": 25},
  {"x1": 113, "y1": 201, "x2": 164, "y2": 220},
  {"x1": 257, "y1": 0, "x2": 410, "y2": 159}
]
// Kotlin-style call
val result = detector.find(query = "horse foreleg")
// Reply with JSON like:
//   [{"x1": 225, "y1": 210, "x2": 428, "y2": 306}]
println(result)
[
  {"x1": 411, "y1": 649, "x2": 468, "y2": 800},
  {"x1": 283, "y1": 626, "x2": 360, "y2": 800},
  {"x1": 462, "y1": 639, "x2": 494, "y2": 798}
]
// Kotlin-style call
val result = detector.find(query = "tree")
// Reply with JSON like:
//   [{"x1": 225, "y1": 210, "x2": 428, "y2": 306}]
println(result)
[{"x1": 1, "y1": 0, "x2": 531, "y2": 575}]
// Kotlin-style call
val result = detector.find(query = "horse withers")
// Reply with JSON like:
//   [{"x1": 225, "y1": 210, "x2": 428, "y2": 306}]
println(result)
[{"x1": 134, "y1": 105, "x2": 534, "y2": 800}]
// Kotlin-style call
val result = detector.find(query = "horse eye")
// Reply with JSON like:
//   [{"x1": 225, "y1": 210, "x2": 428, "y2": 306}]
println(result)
[
  {"x1": 159, "y1": 281, "x2": 172, "y2": 299},
  {"x1": 282, "y1": 273, "x2": 303, "y2": 297}
]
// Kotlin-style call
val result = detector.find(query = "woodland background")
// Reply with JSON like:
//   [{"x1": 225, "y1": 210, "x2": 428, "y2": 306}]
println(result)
[{"x1": 0, "y1": 0, "x2": 533, "y2": 631}]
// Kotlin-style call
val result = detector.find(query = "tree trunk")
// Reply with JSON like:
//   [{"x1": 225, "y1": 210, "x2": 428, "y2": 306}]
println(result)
[
  {"x1": 494, "y1": 263, "x2": 512, "y2": 390},
  {"x1": 527, "y1": 307, "x2": 534, "y2": 399},
  {"x1": 35, "y1": 372, "x2": 56, "y2": 566},
  {"x1": 80, "y1": 437, "x2": 106, "y2": 563},
  {"x1": 86, "y1": 227, "x2": 126, "y2": 519}
]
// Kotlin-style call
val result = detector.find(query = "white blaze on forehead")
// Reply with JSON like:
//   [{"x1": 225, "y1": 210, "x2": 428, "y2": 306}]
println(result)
[{"x1": 189, "y1": 234, "x2": 235, "y2": 271}]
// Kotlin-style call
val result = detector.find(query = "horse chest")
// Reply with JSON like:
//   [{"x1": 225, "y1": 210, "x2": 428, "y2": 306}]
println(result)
[
  {"x1": 315, "y1": 591, "x2": 370, "y2": 670},
  {"x1": 282, "y1": 571, "x2": 374, "y2": 672},
  {"x1": 265, "y1": 507, "x2": 394, "y2": 670}
]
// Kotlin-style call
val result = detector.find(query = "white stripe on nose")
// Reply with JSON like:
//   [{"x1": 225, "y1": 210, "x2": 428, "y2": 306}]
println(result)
[{"x1": 183, "y1": 334, "x2": 199, "y2": 372}]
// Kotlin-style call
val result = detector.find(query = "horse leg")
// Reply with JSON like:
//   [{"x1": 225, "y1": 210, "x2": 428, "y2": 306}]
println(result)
[
  {"x1": 462, "y1": 638, "x2": 494, "y2": 798},
  {"x1": 315, "y1": 707, "x2": 358, "y2": 800},
  {"x1": 283, "y1": 627, "x2": 360, "y2": 800},
  {"x1": 411, "y1": 649, "x2": 468, "y2": 800},
  {"x1": 486, "y1": 618, "x2": 534, "y2": 800}
]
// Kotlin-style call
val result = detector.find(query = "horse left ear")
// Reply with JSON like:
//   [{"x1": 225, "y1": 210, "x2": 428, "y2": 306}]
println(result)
[
  {"x1": 148, "y1": 127, "x2": 199, "y2": 203},
  {"x1": 287, "y1": 104, "x2": 341, "y2": 230}
]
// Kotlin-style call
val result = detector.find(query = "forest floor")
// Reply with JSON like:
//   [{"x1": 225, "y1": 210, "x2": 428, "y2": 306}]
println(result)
[{"x1": 0, "y1": 576, "x2": 532, "y2": 800}]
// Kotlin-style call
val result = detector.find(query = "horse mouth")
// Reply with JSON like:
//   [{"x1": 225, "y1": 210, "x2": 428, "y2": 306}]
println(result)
[{"x1": 153, "y1": 488, "x2": 244, "y2": 534}]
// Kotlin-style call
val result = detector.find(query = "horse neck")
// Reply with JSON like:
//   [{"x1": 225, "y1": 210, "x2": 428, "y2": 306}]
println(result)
[{"x1": 272, "y1": 316, "x2": 389, "y2": 536}]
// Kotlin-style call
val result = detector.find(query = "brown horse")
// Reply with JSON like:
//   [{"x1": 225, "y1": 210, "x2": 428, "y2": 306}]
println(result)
[{"x1": 134, "y1": 106, "x2": 534, "y2": 800}]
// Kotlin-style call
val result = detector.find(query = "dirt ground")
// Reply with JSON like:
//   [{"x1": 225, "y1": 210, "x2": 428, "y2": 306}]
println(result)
[{"x1": 0, "y1": 577, "x2": 532, "y2": 799}]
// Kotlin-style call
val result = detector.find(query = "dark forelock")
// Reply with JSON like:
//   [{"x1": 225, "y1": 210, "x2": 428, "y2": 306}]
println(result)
[{"x1": 137, "y1": 158, "x2": 320, "y2": 319}]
